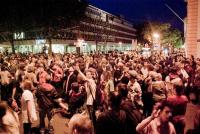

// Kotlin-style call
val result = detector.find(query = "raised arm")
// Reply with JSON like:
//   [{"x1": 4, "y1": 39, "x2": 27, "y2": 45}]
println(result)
[
  {"x1": 74, "y1": 64, "x2": 88, "y2": 82},
  {"x1": 136, "y1": 109, "x2": 160, "y2": 133}
]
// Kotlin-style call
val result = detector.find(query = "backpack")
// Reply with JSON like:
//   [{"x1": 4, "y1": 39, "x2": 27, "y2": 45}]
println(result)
[{"x1": 36, "y1": 89, "x2": 54, "y2": 109}]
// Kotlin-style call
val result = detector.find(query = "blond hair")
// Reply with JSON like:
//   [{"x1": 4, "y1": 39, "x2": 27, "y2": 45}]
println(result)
[{"x1": 68, "y1": 112, "x2": 94, "y2": 134}]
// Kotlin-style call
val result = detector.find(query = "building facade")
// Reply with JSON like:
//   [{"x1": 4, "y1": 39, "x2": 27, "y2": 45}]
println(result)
[
  {"x1": 186, "y1": 0, "x2": 200, "y2": 58},
  {"x1": 0, "y1": 5, "x2": 137, "y2": 54}
]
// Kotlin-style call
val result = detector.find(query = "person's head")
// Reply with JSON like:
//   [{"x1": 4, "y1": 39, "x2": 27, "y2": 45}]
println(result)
[
  {"x1": 155, "y1": 101, "x2": 172, "y2": 123},
  {"x1": 170, "y1": 66, "x2": 178, "y2": 74},
  {"x1": 118, "y1": 83, "x2": 128, "y2": 99},
  {"x1": 103, "y1": 71, "x2": 112, "y2": 81},
  {"x1": 129, "y1": 75, "x2": 137, "y2": 83},
  {"x1": 71, "y1": 82, "x2": 79, "y2": 93},
  {"x1": 154, "y1": 73, "x2": 162, "y2": 81},
  {"x1": 85, "y1": 70, "x2": 93, "y2": 79},
  {"x1": 174, "y1": 84, "x2": 184, "y2": 96},
  {"x1": 68, "y1": 112, "x2": 94, "y2": 134},
  {"x1": 23, "y1": 80, "x2": 33, "y2": 91},
  {"x1": 108, "y1": 91, "x2": 122, "y2": 110}
]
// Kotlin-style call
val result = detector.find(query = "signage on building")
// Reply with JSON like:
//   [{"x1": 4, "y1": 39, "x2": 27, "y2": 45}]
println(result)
[
  {"x1": 14, "y1": 32, "x2": 25, "y2": 40},
  {"x1": 36, "y1": 39, "x2": 46, "y2": 45}
]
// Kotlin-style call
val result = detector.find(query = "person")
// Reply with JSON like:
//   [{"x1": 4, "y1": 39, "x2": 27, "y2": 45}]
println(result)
[
  {"x1": 165, "y1": 66, "x2": 182, "y2": 96},
  {"x1": 63, "y1": 66, "x2": 78, "y2": 103},
  {"x1": 74, "y1": 64, "x2": 96, "y2": 124},
  {"x1": 127, "y1": 75, "x2": 143, "y2": 110},
  {"x1": 96, "y1": 91, "x2": 127, "y2": 134},
  {"x1": 118, "y1": 83, "x2": 143, "y2": 134},
  {"x1": 186, "y1": 109, "x2": 200, "y2": 134},
  {"x1": 68, "y1": 112, "x2": 94, "y2": 134},
  {"x1": 0, "y1": 101, "x2": 20, "y2": 134},
  {"x1": 150, "y1": 73, "x2": 167, "y2": 104},
  {"x1": 21, "y1": 80, "x2": 37, "y2": 134},
  {"x1": 50, "y1": 63, "x2": 64, "y2": 97},
  {"x1": 167, "y1": 85, "x2": 188, "y2": 134},
  {"x1": 193, "y1": 109, "x2": 200, "y2": 133},
  {"x1": 36, "y1": 74, "x2": 68, "y2": 133},
  {"x1": 67, "y1": 82, "x2": 86, "y2": 116},
  {"x1": 100, "y1": 71, "x2": 114, "y2": 107},
  {"x1": 136, "y1": 100, "x2": 176, "y2": 134},
  {"x1": 0, "y1": 64, "x2": 13, "y2": 101}
]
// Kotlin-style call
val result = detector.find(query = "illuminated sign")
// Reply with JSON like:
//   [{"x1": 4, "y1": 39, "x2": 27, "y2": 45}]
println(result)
[
  {"x1": 14, "y1": 32, "x2": 25, "y2": 40},
  {"x1": 36, "y1": 39, "x2": 46, "y2": 45}
]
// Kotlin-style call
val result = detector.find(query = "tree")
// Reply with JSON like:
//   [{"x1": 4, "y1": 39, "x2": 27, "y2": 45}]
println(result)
[
  {"x1": 0, "y1": 0, "x2": 88, "y2": 54},
  {"x1": 136, "y1": 22, "x2": 183, "y2": 49}
]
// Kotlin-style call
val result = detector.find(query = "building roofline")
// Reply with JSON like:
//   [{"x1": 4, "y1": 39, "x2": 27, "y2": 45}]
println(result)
[{"x1": 88, "y1": 4, "x2": 133, "y2": 25}]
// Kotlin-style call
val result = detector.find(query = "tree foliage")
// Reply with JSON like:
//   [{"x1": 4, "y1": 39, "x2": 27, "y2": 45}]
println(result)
[
  {"x1": 0, "y1": 0, "x2": 88, "y2": 53},
  {"x1": 136, "y1": 22, "x2": 183, "y2": 48},
  {"x1": 0, "y1": 0, "x2": 88, "y2": 31}
]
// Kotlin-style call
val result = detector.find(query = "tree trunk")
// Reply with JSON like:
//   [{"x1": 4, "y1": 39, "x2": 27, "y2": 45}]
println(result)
[
  {"x1": 95, "y1": 39, "x2": 98, "y2": 51},
  {"x1": 48, "y1": 38, "x2": 52, "y2": 55},
  {"x1": 76, "y1": 46, "x2": 80, "y2": 54}
]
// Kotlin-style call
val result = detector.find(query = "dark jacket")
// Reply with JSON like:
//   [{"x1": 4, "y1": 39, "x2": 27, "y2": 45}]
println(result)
[{"x1": 96, "y1": 109, "x2": 127, "y2": 134}]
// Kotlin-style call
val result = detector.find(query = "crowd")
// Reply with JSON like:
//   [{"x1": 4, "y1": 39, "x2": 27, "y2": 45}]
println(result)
[{"x1": 0, "y1": 51, "x2": 200, "y2": 134}]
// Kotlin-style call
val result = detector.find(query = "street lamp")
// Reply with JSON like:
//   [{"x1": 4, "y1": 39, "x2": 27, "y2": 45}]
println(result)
[{"x1": 153, "y1": 33, "x2": 160, "y2": 39}]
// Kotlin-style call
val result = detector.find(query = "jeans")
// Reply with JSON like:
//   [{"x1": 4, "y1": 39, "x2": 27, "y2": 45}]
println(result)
[
  {"x1": 23, "y1": 123, "x2": 32, "y2": 134},
  {"x1": 39, "y1": 108, "x2": 53, "y2": 129}
]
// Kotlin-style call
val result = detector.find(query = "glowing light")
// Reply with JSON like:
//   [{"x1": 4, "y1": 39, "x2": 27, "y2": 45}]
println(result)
[{"x1": 153, "y1": 33, "x2": 160, "y2": 39}]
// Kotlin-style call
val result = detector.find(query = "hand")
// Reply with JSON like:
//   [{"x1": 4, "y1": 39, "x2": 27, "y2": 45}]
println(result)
[
  {"x1": 28, "y1": 117, "x2": 33, "y2": 124},
  {"x1": 11, "y1": 100, "x2": 19, "y2": 111},
  {"x1": 151, "y1": 109, "x2": 161, "y2": 120},
  {"x1": 74, "y1": 64, "x2": 80, "y2": 71}
]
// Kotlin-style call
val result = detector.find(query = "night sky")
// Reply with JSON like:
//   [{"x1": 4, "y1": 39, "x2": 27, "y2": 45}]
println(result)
[{"x1": 88, "y1": 0, "x2": 186, "y2": 32}]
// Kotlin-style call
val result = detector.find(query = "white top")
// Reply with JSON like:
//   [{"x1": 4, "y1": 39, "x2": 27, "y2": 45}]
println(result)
[
  {"x1": 85, "y1": 79, "x2": 96, "y2": 105},
  {"x1": 128, "y1": 81, "x2": 143, "y2": 105},
  {"x1": 21, "y1": 90, "x2": 37, "y2": 123},
  {"x1": 180, "y1": 69, "x2": 189, "y2": 79}
]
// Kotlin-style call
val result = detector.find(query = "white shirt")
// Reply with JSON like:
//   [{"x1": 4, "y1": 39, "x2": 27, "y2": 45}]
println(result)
[
  {"x1": 180, "y1": 69, "x2": 189, "y2": 79},
  {"x1": 21, "y1": 90, "x2": 37, "y2": 123},
  {"x1": 128, "y1": 81, "x2": 143, "y2": 106},
  {"x1": 85, "y1": 79, "x2": 96, "y2": 105}
]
